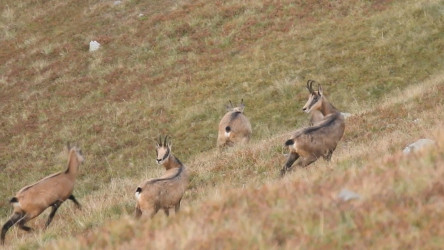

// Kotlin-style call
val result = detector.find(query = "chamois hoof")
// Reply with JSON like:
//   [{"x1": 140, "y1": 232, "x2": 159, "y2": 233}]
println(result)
[{"x1": 20, "y1": 226, "x2": 32, "y2": 232}]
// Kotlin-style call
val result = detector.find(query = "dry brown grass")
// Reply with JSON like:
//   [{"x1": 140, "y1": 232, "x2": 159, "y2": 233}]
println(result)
[
  {"x1": 0, "y1": 0, "x2": 443, "y2": 248},
  {"x1": 38, "y1": 72, "x2": 444, "y2": 249}
]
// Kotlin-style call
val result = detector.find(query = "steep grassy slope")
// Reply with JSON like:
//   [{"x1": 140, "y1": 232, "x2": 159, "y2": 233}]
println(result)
[
  {"x1": 46, "y1": 73, "x2": 444, "y2": 249},
  {"x1": 0, "y1": 0, "x2": 443, "y2": 248}
]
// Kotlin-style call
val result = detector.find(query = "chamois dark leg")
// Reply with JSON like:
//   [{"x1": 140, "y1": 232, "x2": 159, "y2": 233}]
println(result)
[
  {"x1": 18, "y1": 216, "x2": 32, "y2": 232},
  {"x1": 328, "y1": 145, "x2": 337, "y2": 161},
  {"x1": 150, "y1": 206, "x2": 160, "y2": 218},
  {"x1": 298, "y1": 155, "x2": 318, "y2": 168},
  {"x1": 1, "y1": 213, "x2": 24, "y2": 244},
  {"x1": 135, "y1": 206, "x2": 142, "y2": 218},
  {"x1": 280, "y1": 152, "x2": 299, "y2": 176},
  {"x1": 175, "y1": 200, "x2": 181, "y2": 214},
  {"x1": 323, "y1": 150, "x2": 332, "y2": 161},
  {"x1": 45, "y1": 201, "x2": 63, "y2": 228},
  {"x1": 68, "y1": 194, "x2": 81, "y2": 209},
  {"x1": 163, "y1": 209, "x2": 170, "y2": 217}
]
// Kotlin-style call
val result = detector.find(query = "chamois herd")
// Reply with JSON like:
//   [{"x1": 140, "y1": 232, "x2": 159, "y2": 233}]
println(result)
[{"x1": 1, "y1": 80, "x2": 345, "y2": 244}]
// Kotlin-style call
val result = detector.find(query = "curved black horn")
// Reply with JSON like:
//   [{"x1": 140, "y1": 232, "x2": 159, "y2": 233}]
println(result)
[
  {"x1": 164, "y1": 135, "x2": 168, "y2": 147},
  {"x1": 307, "y1": 80, "x2": 315, "y2": 94},
  {"x1": 158, "y1": 135, "x2": 162, "y2": 146},
  {"x1": 306, "y1": 80, "x2": 312, "y2": 93},
  {"x1": 229, "y1": 100, "x2": 233, "y2": 108}
]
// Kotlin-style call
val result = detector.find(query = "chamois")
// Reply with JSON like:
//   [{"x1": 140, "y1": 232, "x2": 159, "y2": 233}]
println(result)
[
  {"x1": 281, "y1": 82, "x2": 345, "y2": 176},
  {"x1": 217, "y1": 99, "x2": 252, "y2": 148},
  {"x1": 135, "y1": 136, "x2": 188, "y2": 218},
  {"x1": 305, "y1": 80, "x2": 324, "y2": 126},
  {"x1": 1, "y1": 144, "x2": 84, "y2": 244}
]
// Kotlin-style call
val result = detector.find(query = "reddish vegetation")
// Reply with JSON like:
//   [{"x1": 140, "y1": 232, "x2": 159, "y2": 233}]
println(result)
[{"x1": 1, "y1": 0, "x2": 443, "y2": 248}]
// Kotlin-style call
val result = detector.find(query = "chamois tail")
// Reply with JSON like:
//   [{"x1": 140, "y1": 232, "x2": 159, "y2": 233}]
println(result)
[
  {"x1": 9, "y1": 197, "x2": 21, "y2": 209},
  {"x1": 285, "y1": 139, "x2": 294, "y2": 146},
  {"x1": 135, "y1": 187, "x2": 142, "y2": 200},
  {"x1": 225, "y1": 126, "x2": 231, "y2": 137}
]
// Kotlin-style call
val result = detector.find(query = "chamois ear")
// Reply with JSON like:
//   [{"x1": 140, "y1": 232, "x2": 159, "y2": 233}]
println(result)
[
  {"x1": 318, "y1": 84, "x2": 323, "y2": 96},
  {"x1": 226, "y1": 100, "x2": 234, "y2": 111},
  {"x1": 60, "y1": 143, "x2": 71, "y2": 160},
  {"x1": 239, "y1": 99, "x2": 245, "y2": 112}
]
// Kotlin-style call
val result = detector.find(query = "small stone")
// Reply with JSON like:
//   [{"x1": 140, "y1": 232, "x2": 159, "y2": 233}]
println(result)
[
  {"x1": 338, "y1": 188, "x2": 361, "y2": 202},
  {"x1": 113, "y1": 0, "x2": 122, "y2": 5},
  {"x1": 403, "y1": 139, "x2": 435, "y2": 155},
  {"x1": 138, "y1": 13, "x2": 144, "y2": 17},
  {"x1": 89, "y1": 41, "x2": 101, "y2": 52}
]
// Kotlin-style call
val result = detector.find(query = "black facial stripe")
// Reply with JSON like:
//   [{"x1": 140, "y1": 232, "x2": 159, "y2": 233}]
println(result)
[
  {"x1": 161, "y1": 148, "x2": 170, "y2": 161},
  {"x1": 308, "y1": 95, "x2": 319, "y2": 109}
]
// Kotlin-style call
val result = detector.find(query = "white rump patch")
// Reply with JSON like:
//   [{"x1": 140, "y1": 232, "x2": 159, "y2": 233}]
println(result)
[
  {"x1": 12, "y1": 200, "x2": 21, "y2": 209},
  {"x1": 225, "y1": 131, "x2": 231, "y2": 137},
  {"x1": 135, "y1": 190, "x2": 141, "y2": 200}
]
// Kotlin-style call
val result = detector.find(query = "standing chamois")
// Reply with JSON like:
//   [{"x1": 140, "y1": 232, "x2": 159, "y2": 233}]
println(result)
[
  {"x1": 217, "y1": 99, "x2": 252, "y2": 148},
  {"x1": 281, "y1": 82, "x2": 345, "y2": 176},
  {"x1": 1, "y1": 144, "x2": 84, "y2": 244},
  {"x1": 135, "y1": 136, "x2": 188, "y2": 218}
]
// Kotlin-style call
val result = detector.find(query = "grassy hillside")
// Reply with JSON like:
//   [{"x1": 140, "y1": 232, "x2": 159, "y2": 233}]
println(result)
[
  {"x1": 48, "y1": 73, "x2": 444, "y2": 250},
  {"x1": 0, "y1": 0, "x2": 443, "y2": 248}
]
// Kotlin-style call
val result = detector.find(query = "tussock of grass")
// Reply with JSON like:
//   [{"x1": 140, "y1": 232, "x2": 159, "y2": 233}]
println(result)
[{"x1": 0, "y1": 0, "x2": 443, "y2": 248}]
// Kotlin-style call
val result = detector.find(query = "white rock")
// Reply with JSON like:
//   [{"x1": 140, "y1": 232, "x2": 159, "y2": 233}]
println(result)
[
  {"x1": 338, "y1": 188, "x2": 361, "y2": 202},
  {"x1": 89, "y1": 41, "x2": 101, "y2": 52},
  {"x1": 341, "y1": 112, "x2": 352, "y2": 119},
  {"x1": 403, "y1": 139, "x2": 435, "y2": 155},
  {"x1": 138, "y1": 13, "x2": 144, "y2": 17},
  {"x1": 114, "y1": 0, "x2": 122, "y2": 5}
]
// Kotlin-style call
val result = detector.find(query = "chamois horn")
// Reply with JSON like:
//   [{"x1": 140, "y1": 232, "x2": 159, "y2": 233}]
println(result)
[{"x1": 306, "y1": 80, "x2": 315, "y2": 94}]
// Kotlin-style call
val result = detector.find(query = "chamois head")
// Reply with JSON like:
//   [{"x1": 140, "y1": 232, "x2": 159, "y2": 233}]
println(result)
[
  {"x1": 66, "y1": 142, "x2": 84, "y2": 165},
  {"x1": 155, "y1": 135, "x2": 171, "y2": 165},
  {"x1": 226, "y1": 99, "x2": 245, "y2": 113},
  {"x1": 302, "y1": 80, "x2": 324, "y2": 114}
]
